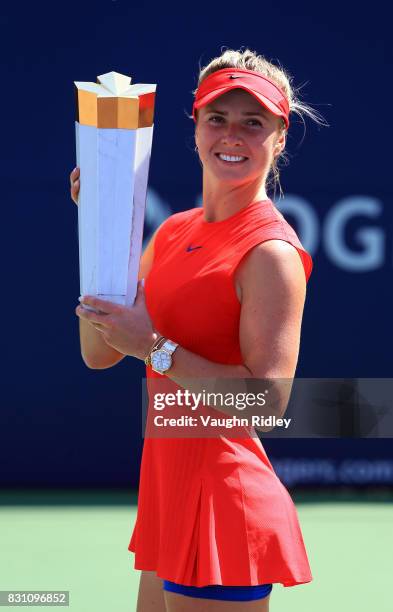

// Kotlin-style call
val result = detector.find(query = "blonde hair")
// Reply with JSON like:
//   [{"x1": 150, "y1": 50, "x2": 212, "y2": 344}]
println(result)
[{"x1": 193, "y1": 47, "x2": 327, "y2": 200}]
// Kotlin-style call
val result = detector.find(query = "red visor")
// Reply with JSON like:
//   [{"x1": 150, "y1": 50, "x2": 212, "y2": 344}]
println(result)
[{"x1": 192, "y1": 68, "x2": 290, "y2": 129}]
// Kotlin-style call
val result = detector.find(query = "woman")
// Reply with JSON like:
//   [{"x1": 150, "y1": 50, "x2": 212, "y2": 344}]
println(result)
[{"x1": 71, "y1": 48, "x2": 322, "y2": 611}]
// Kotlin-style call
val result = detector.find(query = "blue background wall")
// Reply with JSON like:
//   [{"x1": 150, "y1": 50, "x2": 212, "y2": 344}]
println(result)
[{"x1": 1, "y1": 0, "x2": 391, "y2": 488}]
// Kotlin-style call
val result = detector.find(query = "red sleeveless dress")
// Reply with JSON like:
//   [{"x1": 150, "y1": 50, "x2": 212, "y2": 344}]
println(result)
[{"x1": 128, "y1": 199, "x2": 313, "y2": 587}]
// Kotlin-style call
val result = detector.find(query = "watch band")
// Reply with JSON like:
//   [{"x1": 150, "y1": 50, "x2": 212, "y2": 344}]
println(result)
[{"x1": 160, "y1": 340, "x2": 178, "y2": 354}]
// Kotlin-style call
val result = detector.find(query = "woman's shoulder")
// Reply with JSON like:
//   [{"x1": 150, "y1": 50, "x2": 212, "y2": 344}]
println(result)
[
  {"x1": 234, "y1": 199, "x2": 314, "y2": 283},
  {"x1": 259, "y1": 200, "x2": 308, "y2": 249}
]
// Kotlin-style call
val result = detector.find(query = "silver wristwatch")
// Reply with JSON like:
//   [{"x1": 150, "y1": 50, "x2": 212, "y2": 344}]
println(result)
[{"x1": 149, "y1": 339, "x2": 179, "y2": 374}]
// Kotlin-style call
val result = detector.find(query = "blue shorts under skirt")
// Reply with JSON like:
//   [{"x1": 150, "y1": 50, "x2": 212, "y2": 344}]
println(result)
[{"x1": 162, "y1": 580, "x2": 273, "y2": 601}]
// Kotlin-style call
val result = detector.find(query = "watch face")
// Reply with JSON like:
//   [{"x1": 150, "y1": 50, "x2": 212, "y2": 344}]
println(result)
[{"x1": 151, "y1": 350, "x2": 172, "y2": 372}]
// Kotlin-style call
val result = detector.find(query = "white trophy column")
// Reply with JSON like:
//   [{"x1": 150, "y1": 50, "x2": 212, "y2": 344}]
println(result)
[{"x1": 97, "y1": 128, "x2": 137, "y2": 305}]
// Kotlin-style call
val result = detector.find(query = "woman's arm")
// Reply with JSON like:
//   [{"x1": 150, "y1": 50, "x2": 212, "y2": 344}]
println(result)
[
  {"x1": 78, "y1": 320, "x2": 125, "y2": 370},
  {"x1": 162, "y1": 240, "x2": 307, "y2": 420}
]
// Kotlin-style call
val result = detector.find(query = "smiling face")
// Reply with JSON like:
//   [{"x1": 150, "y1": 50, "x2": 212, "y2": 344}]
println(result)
[{"x1": 194, "y1": 88, "x2": 286, "y2": 188}]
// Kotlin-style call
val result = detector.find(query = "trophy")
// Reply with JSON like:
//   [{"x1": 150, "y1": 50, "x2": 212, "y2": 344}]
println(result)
[{"x1": 74, "y1": 71, "x2": 156, "y2": 312}]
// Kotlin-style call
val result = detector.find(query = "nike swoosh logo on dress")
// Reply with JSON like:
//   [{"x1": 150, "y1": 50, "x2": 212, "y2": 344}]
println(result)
[{"x1": 186, "y1": 245, "x2": 203, "y2": 252}]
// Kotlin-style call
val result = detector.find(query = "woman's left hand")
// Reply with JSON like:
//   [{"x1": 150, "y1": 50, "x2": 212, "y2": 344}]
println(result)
[{"x1": 75, "y1": 280, "x2": 156, "y2": 361}]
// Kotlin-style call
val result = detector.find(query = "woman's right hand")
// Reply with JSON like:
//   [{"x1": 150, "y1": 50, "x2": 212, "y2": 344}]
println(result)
[{"x1": 70, "y1": 167, "x2": 80, "y2": 205}]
